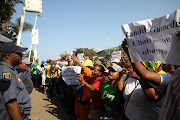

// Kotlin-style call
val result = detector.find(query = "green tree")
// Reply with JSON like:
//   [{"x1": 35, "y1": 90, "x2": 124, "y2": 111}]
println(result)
[
  {"x1": 6, "y1": 18, "x2": 33, "y2": 42},
  {"x1": 59, "y1": 53, "x2": 66, "y2": 60},
  {"x1": 73, "y1": 48, "x2": 97, "y2": 57},
  {"x1": 0, "y1": 0, "x2": 28, "y2": 42},
  {"x1": 0, "y1": 0, "x2": 23, "y2": 32},
  {"x1": 103, "y1": 45, "x2": 123, "y2": 60}
]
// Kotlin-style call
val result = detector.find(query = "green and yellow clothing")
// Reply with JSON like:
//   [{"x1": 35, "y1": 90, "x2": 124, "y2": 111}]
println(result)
[{"x1": 100, "y1": 81, "x2": 124, "y2": 117}]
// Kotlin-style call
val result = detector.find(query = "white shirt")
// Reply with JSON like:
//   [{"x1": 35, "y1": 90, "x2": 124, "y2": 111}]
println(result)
[{"x1": 123, "y1": 74, "x2": 171, "y2": 120}]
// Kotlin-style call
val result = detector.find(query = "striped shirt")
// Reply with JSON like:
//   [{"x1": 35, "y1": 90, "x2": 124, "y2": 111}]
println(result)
[{"x1": 159, "y1": 68, "x2": 180, "y2": 120}]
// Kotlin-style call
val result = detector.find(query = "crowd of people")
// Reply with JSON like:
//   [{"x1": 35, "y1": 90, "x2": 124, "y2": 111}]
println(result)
[{"x1": 0, "y1": 30, "x2": 179, "y2": 120}]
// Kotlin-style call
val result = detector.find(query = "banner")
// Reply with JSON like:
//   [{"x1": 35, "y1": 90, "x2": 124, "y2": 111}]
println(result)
[
  {"x1": 122, "y1": 9, "x2": 180, "y2": 65},
  {"x1": 111, "y1": 51, "x2": 121, "y2": 63},
  {"x1": 32, "y1": 29, "x2": 39, "y2": 45},
  {"x1": 25, "y1": 0, "x2": 42, "y2": 13},
  {"x1": 62, "y1": 66, "x2": 82, "y2": 85}
]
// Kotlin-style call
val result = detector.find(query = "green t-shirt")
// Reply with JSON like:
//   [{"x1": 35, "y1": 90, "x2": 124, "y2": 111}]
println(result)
[
  {"x1": 100, "y1": 81, "x2": 124, "y2": 117},
  {"x1": 32, "y1": 66, "x2": 38, "y2": 75}
]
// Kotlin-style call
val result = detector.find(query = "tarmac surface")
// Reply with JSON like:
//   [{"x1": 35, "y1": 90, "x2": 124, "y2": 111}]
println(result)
[{"x1": 29, "y1": 88, "x2": 72, "y2": 120}]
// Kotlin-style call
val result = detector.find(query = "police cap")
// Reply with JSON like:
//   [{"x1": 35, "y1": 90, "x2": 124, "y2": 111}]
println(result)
[{"x1": 1, "y1": 42, "x2": 28, "y2": 57}]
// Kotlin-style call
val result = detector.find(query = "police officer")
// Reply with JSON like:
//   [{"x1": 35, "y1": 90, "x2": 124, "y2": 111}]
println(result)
[
  {"x1": 0, "y1": 35, "x2": 12, "y2": 120},
  {"x1": 0, "y1": 42, "x2": 31, "y2": 120},
  {"x1": 16, "y1": 58, "x2": 33, "y2": 94}
]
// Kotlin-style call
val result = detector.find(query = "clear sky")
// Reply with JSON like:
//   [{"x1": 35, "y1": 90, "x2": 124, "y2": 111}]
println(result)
[{"x1": 12, "y1": 0, "x2": 180, "y2": 63}]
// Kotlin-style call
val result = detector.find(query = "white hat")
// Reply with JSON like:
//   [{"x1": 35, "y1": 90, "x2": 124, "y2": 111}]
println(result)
[{"x1": 108, "y1": 65, "x2": 122, "y2": 72}]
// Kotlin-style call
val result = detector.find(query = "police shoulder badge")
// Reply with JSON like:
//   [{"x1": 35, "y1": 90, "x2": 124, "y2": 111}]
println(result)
[{"x1": 2, "y1": 72, "x2": 11, "y2": 81}]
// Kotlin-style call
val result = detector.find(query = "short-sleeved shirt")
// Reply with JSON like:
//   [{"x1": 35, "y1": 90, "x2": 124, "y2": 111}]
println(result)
[
  {"x1": 123, "y1": 74, "x2": 172, "y2": 120},
  {"x1": 101, "y1": 81, "x2": 124, "y2": 117},
  {"x1": 0, "y1": 61, "x2": 31, "y2": 114},
  {"x1": 32, "y1": 66, "x2": 38, "y2": 75},
  {"x1": 46, "y1": 64, "x2": 53, "y2": 78},
  {"x1": 124, "y1": 78, "x2": 156, "y2": 120},
  {"x1": 0, "y1": 92, "x2": 11, "y2": 120},
  {"x1": 90, "y1": 77, "x2": 104, "y2": 109}
]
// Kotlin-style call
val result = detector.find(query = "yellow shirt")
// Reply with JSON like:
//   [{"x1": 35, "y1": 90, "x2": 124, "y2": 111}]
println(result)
[{"x1": 46, "y1": 64, "x2": 53, "y2": 78}]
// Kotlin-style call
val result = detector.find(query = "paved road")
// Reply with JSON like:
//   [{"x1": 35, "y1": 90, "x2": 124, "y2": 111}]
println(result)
[{"x1": 29, "y1": 88, "x2": 71, "y2": 120}]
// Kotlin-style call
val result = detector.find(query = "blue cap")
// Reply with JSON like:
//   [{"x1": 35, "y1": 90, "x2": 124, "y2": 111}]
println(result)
[
  {"x1": 1, "y1": 42, "x2": 27, "y2": 56},
  {"x1": 41, "y1": 61, "x2": 45, "y2": 64}
]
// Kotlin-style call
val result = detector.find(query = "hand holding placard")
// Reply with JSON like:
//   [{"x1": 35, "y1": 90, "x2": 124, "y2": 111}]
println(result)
[{"x1": 122, "y1": 9, "x2": 180, "y2": 65}]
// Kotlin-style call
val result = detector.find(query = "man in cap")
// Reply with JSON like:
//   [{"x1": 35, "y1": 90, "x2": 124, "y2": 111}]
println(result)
[
  {"x1": 0, "y1": 42, "x2": 31, "y2": 120},
  {"x1": 0, "y1": 35, "x2": 12, "y2": 120},
  {"x1": 16, "y1": 57, "x2": 33, "y2": 94}
]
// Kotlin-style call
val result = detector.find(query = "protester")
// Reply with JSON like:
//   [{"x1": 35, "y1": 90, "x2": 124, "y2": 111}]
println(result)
[
  {"x1": 37, "y1": 63, "x2": 43, "y2": 88},
  {"x1": 32, "y1": 63, "x2": 39, "y2": 89},
  {"x1": 95, "y1": 59, "x2": 109, "y2": 82},
  {"x1": 40, "y1": 61, "x2": 48, "y2": 94},
  {"x1": 77, "y1": 64, "x2": 105, "y2": 120},
  {"x1": 100, "y1": 65, "x2": 125, "y2": 119},
  {"x1": 0, "y1": 42, "x2": 31, "y2": 120},
  {"x1": 71, "y1": 54, "x2": 93, "y2": 120},
  {"x1": 46, "y1": 59, "x2": 53, "y2": 96},
  {"x1": 121, "y1": 38, "x2": 174, "y2": 120}
]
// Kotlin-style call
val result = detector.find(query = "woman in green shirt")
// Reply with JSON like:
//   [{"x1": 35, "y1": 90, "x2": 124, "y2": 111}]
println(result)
[{"x1": 100, "y1": 65, "x2": 125, "y2": 119}]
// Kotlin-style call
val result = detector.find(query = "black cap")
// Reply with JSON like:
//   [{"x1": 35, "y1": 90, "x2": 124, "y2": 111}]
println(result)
[{"x1": 1, "y1": 42, "x2": 28, "y2": 56}]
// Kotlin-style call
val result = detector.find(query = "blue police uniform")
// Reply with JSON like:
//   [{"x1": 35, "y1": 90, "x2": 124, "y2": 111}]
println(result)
[
  {"x1": 0, "y1": 92, "x2": 11, "y2": 120},
  {"x1": 16, "y1": 67, "x2": 34, "y2": 94},
  {"x1": 0, "y1": 61, "x2": 31, "y2": 119}
]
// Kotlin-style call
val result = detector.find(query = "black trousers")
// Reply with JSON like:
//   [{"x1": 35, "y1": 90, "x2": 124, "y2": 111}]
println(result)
[{"x1": 32, "y1": 74, "x2": 39, "y2": 88}]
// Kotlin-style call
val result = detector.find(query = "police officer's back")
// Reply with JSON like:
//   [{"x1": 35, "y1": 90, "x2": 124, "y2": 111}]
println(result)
[{"x1": 0, "y1": 42, "x2": 31, "y2": 120}]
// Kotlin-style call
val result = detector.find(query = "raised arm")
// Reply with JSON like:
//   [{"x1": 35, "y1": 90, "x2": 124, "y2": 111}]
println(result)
[
  {"x1": 132, "y1": 62, "x2": 161, "y2": 85},
  {"x1": 122, "y1": 39, "x2": 161, "y2": 86},
  {"x1": 71, "y1": 54, "x2": 87, "y2": 71},
  {"x1": 78, "y1": 74, "x2": 96, "y2": 91},
  {"x1": 117, "y1": 71, "x2": 124, "y2": 92},
  {"x1": 65, "y1": 54, "x2": 73, "y2": 66},
  {"x1": 138, "y1": 79, "x2": 160, "y2": 101}
]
